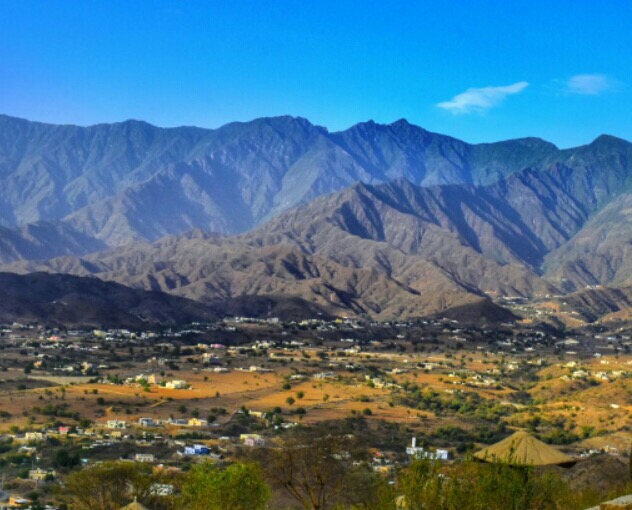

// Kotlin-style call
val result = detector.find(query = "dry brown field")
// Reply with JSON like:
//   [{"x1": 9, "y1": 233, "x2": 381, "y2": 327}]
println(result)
[{"x1": 0, "y1": 352, "x2": 630, "y2": 448}]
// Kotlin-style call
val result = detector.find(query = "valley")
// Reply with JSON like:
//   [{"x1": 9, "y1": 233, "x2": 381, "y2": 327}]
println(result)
[{"x1": 0, "y1": 314, "x2": 630, "y2": 508}]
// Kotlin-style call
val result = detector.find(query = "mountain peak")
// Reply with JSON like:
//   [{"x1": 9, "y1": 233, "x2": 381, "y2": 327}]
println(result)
[
  {"x1": 590, "y1": 134, "x2": 630, "y2": 146},
  {"x1": 389, "y1": 118, "x2": 412, "y2": 127},
  {"x1": 115, "y1": 118, "x2": 153, "y2": 127}
]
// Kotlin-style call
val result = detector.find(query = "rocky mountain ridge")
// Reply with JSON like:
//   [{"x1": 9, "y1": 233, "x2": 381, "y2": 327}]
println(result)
[
  {"x1": 4, "y1": 114, "x2": 626, "y2": 247},
  {"x1": 2, "y1": 114, "x2": 632, "y2": 320}
]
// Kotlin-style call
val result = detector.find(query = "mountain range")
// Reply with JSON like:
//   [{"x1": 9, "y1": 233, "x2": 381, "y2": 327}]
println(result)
[
  {"x1": 1, "y1": 114, "x2": 632, "y2": 321},
  {"x1": 0, "y1": 113, "x2": 582, "y2": 245}
]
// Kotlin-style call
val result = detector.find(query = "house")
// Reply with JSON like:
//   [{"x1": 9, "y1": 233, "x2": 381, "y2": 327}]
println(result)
[
  {"x1": 106, "y1": 419, "x2": 128, "y2": 429},
  {"x1": 29, "y1": 468, "x2": 55, "y2": 480},
  {"x1": 313, "y1": 372, "x2": 335, "y2": 380},
  {"x1": 201, "y1": 352, "x2": 219, "y2": 362},
  {"x1": 406, "y1": 437, "x2": 425, "y2": 457},
  {"x1": 165, "y1": 380, "x2": 187, "y2": 389},
  {"x1": 240, "y1": 433, "x2": 263, "y2": 441},
  {"x1": 244, "y1": 437, "x2": 266, "y2": 446},
  {"x1": 138, "y1": 417, "x2": 156, "y2": 427},
  {"x1": 24, "y1": 431, "x2": 46, "y2": 441},
  {"x1": 8, "y1": 496, "x2": 32, "y2": 508},
  {"x1": 183, "y1": 444, "x2": 209, "y2": 455},
  {"x1": 134, "y1": 453, "x2": 155, "y2": 463},
  {"x1": 150, "y1": 483, "x2": 175, "y2": 496},
  {"x1": 187, "y1": 418, "x2": 207, "y2": 427},
  {"x1": 426, "y1": 449, "x2": 450, "y2": 461},
  {"x1": 81, "y1": 361, "x2": 95, "y2": 373},
  {"x1": 406, "y1": 437, "x2": 449, "y2": 461},
  {"x1": 248, "y1": 365, "x2": 272, "y2": 372}
]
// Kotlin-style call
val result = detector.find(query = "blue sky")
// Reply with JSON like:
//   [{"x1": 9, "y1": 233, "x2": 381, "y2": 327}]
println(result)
[{"x1": 1, "y1": 0, "x2": 630, "y2": 148}]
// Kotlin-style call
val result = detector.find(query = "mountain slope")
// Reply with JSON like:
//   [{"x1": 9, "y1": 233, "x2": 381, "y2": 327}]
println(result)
[
  {"x1": 9, "y1": 171, "x2": 597, "y2": 318},
  {"x1": 3, "y1": 114, "x2": 629, "y2": 248},
  {"x1": 0, "y1": 272, "x2": 216, "y2": 328},
  {"x1": 7, "y1": 150, "x2": 632, "y2": 320},
  {"x1": 1, "y1": 232, "x2": 485, "y2": 319},
  {"x1": 0, "y1": 221, "x2": 105, "y2": 264},
  {"x1": 536, "y1": 285, "x2": 632, "y2": 323},
  {"x1": 3, "y1": 115, "x2": 632, "y2": 320},
  {"x1": 544, "y1": 193, "x2": 632, "y2": 290},
  {"x1": 0, "y1": 115, "x2": 208, "y2": 225}
]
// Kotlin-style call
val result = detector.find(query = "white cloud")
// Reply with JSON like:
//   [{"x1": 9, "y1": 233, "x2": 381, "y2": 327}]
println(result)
[
  {"x1": 564, "y1": 74, "x2": 619, "y2": 95},
  {"x1": 436, "y1": 81, "x2": 529, "y2": 114}
]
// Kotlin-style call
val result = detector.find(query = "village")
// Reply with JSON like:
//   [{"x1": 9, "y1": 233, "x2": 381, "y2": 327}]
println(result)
[{"x1": 0, "y1": 315, "x2": 631, "y2": 508}]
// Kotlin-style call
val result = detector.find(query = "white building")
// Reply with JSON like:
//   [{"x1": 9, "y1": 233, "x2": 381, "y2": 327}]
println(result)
[
  {"x1": 406, "y1": 437, "x2": 449, "y2": 461},
  {"x1": 166, "y1": 380, "x2": 187, "y2": 389},
  {"x1": 135, "y1": 453, "x2": 155, "y2": 463},
  {"x1": 106, "y1": 419, "x2": 127, "y2": 429}
]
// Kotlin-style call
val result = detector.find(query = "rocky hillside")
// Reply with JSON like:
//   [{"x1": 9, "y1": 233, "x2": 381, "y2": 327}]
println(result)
[
  {"x1": 0, "y1": 272, "x2": 216, "y2": 328},
  {"x1": 4, "y1": 114, "x2": 627, "y2": 247},
  {"x1": 0, "y1": 221, "x2": 106, "y2": 264},
  {"x1": 3, "y1": 114, "x2": 632, "y2": 320},
  {"x1": 9, "y1": 154, "x2": 632, "y2": 320}
]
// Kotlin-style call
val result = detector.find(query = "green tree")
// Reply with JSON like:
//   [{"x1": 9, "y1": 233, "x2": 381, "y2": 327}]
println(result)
[
  {"x1": 395, "y1": 456, "x2": 575, "y2": 510},
  {"x1": 53, "y1": 449, "x2": 80, "y2": 469},
  {"x1": 178, "y1": 462, "x2": 270, "y2": 510}
]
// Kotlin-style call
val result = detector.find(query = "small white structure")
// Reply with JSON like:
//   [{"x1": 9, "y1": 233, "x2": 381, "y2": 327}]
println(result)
[
  {"x1": 406, "y1": 437, "x2": 449, "y2": 461},
  {"x1": 135, "y1": 453, "x2": 155, "y2": 463},
  {"x1": 166, "y1": 380, "x2": 187, "y2": 389},
  {"x1": 106, "y1": 419, "x2": 127, "y2": 429},
  {"x1": 150, "y1": 483, "x2": 175, "y2": 496},
  {"x1": 406, "y1": 437, "x2": 425, "y2": 457},
  {"x1": 29, "y1": 468, "x2": 55, "y2": 480},
  {"x1": 24, "y1": 432, "x2": 46, "y2": 441}
]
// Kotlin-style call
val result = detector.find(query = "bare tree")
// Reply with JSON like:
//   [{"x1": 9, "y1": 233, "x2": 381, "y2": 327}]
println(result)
[
  {"x1": 61, "y1": 461, "x2": 176, "y2": 510},
  {"x1": 255, "y1": 431, "x2": 367, "y2": 510}
]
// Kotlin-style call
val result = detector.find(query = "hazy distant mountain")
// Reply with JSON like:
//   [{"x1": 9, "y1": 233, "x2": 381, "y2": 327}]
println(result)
[
  {"x1": 0, "y1": 221, "x2": 106, "y2": 264},
  {"x1": 0, "y1": 113, "x2": 593, "y2": 246}
]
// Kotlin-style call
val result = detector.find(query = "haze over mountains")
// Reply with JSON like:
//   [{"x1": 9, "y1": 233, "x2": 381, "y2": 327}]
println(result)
[
  {"x1": 2, "y1": 114, "x2": 632, "y2": 321},
  {"x1": 0, "y1": 113, "x2": 576, "y2": 244}
]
